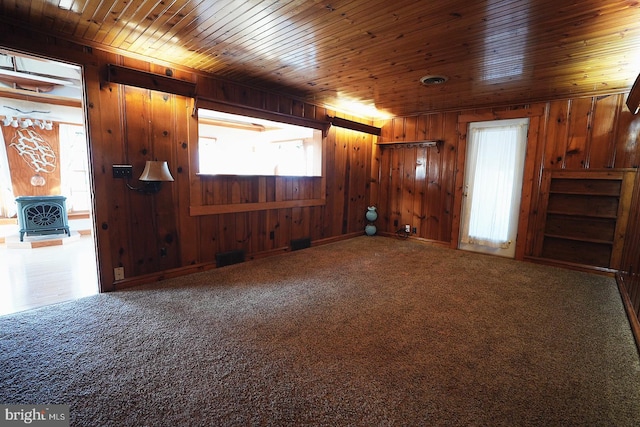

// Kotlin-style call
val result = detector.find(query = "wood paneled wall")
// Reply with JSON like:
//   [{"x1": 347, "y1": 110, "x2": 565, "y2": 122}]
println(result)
[
  {"x1": 372, "y1": 112, "x2": 459, "y2": 242},
  {"x1": 0, "y1": 26, "x2": 374, "y2": 291},
  {"x1": 373, "y1": 95, "x2": 640, "y2": 252},
  {"x1": 374, "y1": 95, "x2": 640, "y2": 341},
  {"x1": 95, "y1": 66, "x2": 375, "y2": 289},
  {"x1": 619, "y1": 165, "x2": 640, "y2": 342},
  {"x1": 3, "y1": 24, "x2": 640, "y2": 340}
]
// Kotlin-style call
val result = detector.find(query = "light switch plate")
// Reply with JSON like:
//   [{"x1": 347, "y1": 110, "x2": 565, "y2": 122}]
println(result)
[{"x1": 112, "y1": 164, "x2": 133, "y2": 179}]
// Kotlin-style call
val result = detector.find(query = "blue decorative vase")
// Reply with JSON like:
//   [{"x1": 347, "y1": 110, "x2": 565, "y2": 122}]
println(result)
[
  {"x1": 365, "y1": 224, "x2": 377, "y2": 236},
  {"x1": 365, "y1": 206, "x2": 378, "y2": 222}
]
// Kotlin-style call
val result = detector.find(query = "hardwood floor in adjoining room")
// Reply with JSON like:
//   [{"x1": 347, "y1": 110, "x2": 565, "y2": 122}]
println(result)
[{"x1": 0, "y1": 234, "x2": 99, "y2": 316}]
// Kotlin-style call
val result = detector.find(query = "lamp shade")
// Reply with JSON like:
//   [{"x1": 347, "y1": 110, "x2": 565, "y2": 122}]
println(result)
[{"x1": 138, "y1": 161, "x2": 174, "y2": 182}]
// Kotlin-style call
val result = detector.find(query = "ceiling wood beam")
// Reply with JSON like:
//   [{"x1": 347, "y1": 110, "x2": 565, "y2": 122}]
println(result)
[
  {"x1": 106, "y1": 64, "x2": 196, "y2": 98},
  {"x1": 327, "y1": 116, "x2": 381, "y2": 136}
]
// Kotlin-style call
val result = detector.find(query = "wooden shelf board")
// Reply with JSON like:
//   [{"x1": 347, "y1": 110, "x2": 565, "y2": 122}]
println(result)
[
  {"x1": 546, "y1": 210, "x2": 618, "y2": 219},
  {"x1": 543, "y1": 233, "x2": 614, "y2": 245},
  {"x1": 549, "y1": 190, "x2": 620, "y2": 196}
]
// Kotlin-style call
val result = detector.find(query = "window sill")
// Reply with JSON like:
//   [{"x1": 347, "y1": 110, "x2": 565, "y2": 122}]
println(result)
[{"x1": 190, "y1": 198, "x2": 326, "y2": 216}]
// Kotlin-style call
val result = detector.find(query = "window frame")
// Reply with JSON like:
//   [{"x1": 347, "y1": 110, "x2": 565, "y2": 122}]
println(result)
[{"x1": 189, "y1": 98, "x2": 329, "y2": 216}]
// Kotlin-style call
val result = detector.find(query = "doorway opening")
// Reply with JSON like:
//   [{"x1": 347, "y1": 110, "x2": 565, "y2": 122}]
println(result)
[
  {"x1": 0, "y1": 49, "x2": 98, "y2": 315},
  {"x1": 458, "y1": 118, "x2": 529, "y2": 258}
]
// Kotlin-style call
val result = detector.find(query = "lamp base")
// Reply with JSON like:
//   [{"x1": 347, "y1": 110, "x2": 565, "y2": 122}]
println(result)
[{"x1": 126, "y1": 181, "x2": 163, "y2": 194}]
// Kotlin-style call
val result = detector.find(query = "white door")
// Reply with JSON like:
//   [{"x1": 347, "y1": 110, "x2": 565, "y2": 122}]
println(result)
[{"x1": 458, "y1": 118, "x2": 529, "y2": 258}]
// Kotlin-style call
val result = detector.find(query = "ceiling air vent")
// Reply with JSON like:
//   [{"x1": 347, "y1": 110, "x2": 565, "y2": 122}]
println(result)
[{"x1": 420, "y1": 75, "x2": 448, "y2": 86}]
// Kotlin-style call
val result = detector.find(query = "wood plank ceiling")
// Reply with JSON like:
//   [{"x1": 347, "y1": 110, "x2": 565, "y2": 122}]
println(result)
[{"x1": 1, "y1": 0, "x2": 640, "y2": 117}]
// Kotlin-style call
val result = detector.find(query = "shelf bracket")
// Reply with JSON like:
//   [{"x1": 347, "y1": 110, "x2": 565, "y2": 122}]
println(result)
[{"x1": 377, "y1": 140, "x2": 443, "y2": 152}]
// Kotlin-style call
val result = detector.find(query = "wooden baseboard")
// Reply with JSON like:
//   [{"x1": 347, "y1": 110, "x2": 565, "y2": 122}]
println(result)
[
  {"x1": 376, "y1": 231, "x2": 450, "y2": 248},
  {"x1": 524, "y1": 256, "x2": 616, "y2": 277},
  {"x1": 113, "y1": 262, "x2": 218, "y2": 290},
  {"x1": 616, "y1": 273, "x2": 640, "y2": 355},
  {"x1": 113, "y1": 232, "x2": 365, "y2": 290},
  {"x1": 312, "y1": 231, "x2": 363, "y2": 245}
]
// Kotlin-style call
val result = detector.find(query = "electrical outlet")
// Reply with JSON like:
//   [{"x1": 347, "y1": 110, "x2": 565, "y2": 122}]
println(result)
[
  {"x1": 405, "y1": 224, "x2": 410, "y2": 233},
  {"x1": 114, "y1": 267, "x2": 124, "y2": 281}
]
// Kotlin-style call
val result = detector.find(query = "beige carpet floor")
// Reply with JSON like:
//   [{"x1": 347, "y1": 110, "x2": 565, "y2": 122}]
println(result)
[{"x1": 1, "y1": 236, "x2": 639, "y2": 426}]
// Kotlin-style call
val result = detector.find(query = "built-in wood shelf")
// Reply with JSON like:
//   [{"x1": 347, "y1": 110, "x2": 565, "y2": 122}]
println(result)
[{"x1": 534, "y1": 168, "x2": 636, "y2": 270}]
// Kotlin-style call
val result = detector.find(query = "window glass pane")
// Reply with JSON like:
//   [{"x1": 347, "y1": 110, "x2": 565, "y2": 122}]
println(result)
[
  {"x1": 198, "y1": 109, "x2": 322, "y2": 177},
  {"x1": 59, "y1": 124, "x2": 91, "y2": 212}
]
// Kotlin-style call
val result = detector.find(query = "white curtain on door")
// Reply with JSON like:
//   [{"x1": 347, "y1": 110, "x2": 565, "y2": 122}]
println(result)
[
  {"x1": 460, "y1": 121, "x2": 528, "y2": 248},
  {"x1": 0, "y1": 130, "x2": 16, "y2": 218}
]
